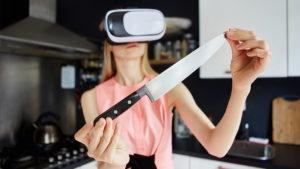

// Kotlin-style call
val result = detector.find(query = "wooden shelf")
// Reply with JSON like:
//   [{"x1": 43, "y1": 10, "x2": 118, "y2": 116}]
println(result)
[{"x1": 149, "y1": 58, "x2": 180, "y2": 65}]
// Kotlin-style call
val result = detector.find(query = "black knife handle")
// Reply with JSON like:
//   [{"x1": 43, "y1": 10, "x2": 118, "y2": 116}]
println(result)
[{"x1": 93, "y1": 85, "x2": 149, "y2": 126}]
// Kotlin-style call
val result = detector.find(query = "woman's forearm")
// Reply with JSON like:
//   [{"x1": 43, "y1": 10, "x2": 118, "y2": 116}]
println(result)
[{"x1": 208, "y1": 85, "x2": 250, "y2": 157}]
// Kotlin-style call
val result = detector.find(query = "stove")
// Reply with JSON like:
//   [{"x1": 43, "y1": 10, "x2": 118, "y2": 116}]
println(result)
[{"x1": 0, "y1": 136, "x2": 89, "y2": 169}]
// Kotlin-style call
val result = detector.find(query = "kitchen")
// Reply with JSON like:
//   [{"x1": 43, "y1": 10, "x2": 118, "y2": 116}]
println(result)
[{"x1": 0, "y1": 0, "x2": 300, "y2": 169}]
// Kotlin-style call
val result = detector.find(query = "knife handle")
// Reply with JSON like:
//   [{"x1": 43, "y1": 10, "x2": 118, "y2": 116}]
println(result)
[{"x1": 93, "y1": 85, "x2": 149, "y2": 126}]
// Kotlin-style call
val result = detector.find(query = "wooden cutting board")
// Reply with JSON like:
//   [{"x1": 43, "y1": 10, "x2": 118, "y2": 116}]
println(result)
[{"x1": 272, "y1": 97, "x2": 300, "y2": 145}]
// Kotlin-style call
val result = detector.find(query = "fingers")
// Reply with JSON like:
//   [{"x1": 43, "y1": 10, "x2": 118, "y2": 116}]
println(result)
[
  {"x1": 246, "y1": 48, "x2": 271, "y2": 59},
  {"x1": 226, "y1": 37, "x2": 241, "y2": 57},
  {"x1": 225, "y1": 28, "x2": 271, "y2": 59},
  {"x1": 95, "y1": 118, "x2": 114, "y2": 156},
  {"x1": 226, "y1": 28, "x2": 259, "y2": 41},
  {"x1": 237, "y1": 40, "x2": 269, "y2": 50},
  {"x1": 74, "y1": 121, "x2": 93, "y2": 146},
  {"x1": 80, "y1": 118, "x2": 127, "y2": 166},
  {"x1": 117, "y1": 135, "x2": 128, "y2": 150},
  {"x1": 102, "y1": 123, "x2": 121, "y2": 164},
  {"x1": 87, "y1": 118, "x2": 106, "y2": 156}
]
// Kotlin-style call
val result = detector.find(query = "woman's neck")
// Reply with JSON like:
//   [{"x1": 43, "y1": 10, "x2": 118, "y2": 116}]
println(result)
[{"x1": 114, "y1": 58, "x2": 144, "y2": 86}]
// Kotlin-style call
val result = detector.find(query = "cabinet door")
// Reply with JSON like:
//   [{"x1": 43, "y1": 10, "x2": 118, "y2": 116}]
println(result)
[
  {"x1": 199, "y1": 0, "x2": 287, "y2": 78},
  {"x1": 190, "y1": 157, "x2": 215, "y2": 169},
  {"x1": 288, "y1": 0, "x2": 300, "y2": 76},
  {"x1": 173, "y1": 153, "x2": 190, "y2": 169},
  {"x1": 190, "y1": 157, "x2": 264, "y2": 169}
]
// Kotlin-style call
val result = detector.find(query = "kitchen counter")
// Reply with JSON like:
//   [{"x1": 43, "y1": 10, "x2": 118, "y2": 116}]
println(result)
[
  {"x1": 63, "y1": 136, "x2": 300, "y2": 169},
  {"x1": 173, "y1": 136, "x2": 300, "y2": 169},
  {"x1": 63, "y1": 157, "x2": 94, "y2": 169}
]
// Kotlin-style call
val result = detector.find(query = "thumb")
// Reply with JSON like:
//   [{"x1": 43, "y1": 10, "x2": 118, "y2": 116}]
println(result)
[{"x1": 225, "y1": 35, "x2": 240, "y2": 57}]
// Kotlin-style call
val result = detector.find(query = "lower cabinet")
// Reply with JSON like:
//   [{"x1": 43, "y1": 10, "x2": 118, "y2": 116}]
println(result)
[
  {"x1": 173, "y1": 153, "x2": 190, "y2": 169},
  {"x1": 77, "y1": 154, "x2": 265, "y2": 169},
  {"x1": 75, "y1": 160, "x2": 97, "y2": 169},
  {"x1": 190, "y1": 157, "x2": 264, "y2": 169},
  {"x1": 173, "y1": 153, "x2": 265, "y2": 169}
]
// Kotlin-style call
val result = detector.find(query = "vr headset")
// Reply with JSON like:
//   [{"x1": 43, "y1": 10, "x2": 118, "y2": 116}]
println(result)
[{"x1": 104, "y1": 9, "x2": 166, "y2": 44}]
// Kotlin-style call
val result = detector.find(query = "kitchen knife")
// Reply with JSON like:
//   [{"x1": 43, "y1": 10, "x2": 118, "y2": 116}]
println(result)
[{"x1": 93, "y1": 34, "x2": 226, "y2": 125}]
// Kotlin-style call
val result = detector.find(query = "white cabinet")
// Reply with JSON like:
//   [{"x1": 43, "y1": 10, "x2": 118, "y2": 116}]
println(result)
[
  {"x1": 288, "y1": 0, "x2": 300, "y2": 76},
  {"x1": 172, "y1": 153, "x2": 264, "y2": 169},
  {"x1": 173, "y1": 153, "x2": 190, "y2": 169},
  {"x1": 199, "y1": 0, "x2": 287, "y2": 78},
  {"x1": 75, "y1": 160, "x2": 97, "y2": 169},
  {"x1": 190, "y1": 157, "x2": 264, "y2": 169}
]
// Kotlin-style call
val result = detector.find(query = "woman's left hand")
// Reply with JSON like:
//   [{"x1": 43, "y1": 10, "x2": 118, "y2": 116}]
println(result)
[{"x1": 226, "y1": 28, "x2": 272, "y2": 90}]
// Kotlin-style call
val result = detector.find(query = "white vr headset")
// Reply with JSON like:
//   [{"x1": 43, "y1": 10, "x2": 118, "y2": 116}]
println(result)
[{"x1": 104, "y1": 9, "x2": 166, "y2": 44}]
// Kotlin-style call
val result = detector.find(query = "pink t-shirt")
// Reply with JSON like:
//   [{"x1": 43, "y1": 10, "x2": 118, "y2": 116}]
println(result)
[{"x1": 95, "y1": 76, "x2": 174, "y2": 169}]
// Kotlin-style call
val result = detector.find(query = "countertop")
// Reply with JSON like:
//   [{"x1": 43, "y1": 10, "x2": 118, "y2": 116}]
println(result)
[
  {"x1": 63, "y1": 156, "x2": 94, "y2": 169},
  {"x1": 66, "y1": 136, "x2": 300, "y2": 169},
  {"x1": 173, "y1": 136, "x2": 300, "y2": 169}
]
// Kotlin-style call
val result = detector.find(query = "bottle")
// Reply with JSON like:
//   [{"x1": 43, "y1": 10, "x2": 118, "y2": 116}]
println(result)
[
  {"x1": 160, "y1": 44, "x2": 168, "y2": 59},
  {"x1": 240, "y1": 123, "x2": 249, "y2": 141},
  {"x1": 166, "y1": 41, "x2": 173, "y2": 59},
  {"x1": 154, "y1": 42, "x2": 162, "y2": 60},
  {"x1": 183, "y1": 33, "x2": 197, "y2": 54},
  {"x1": 181, "y1": 38, "x2": 188, "y2": 57},
  {"x1": 173, "y1": 40, "x2": 182, "y2": 59},
  {"x1": 174, "y1": 109, "x2": 191, "y2": 138},
  {"x1": 188, "y1": 39, "x2": 197, "y2": 53}
]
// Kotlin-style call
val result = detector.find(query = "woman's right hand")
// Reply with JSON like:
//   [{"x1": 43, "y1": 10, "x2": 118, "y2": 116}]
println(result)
[{"x1": 74, "y1": 118, "x2": 129, "y2": 168}]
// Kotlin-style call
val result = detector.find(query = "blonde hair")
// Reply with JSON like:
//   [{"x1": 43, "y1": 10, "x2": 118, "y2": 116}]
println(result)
[{"x1": 100, "y1": 41, "x2": 157, "y2": 83}]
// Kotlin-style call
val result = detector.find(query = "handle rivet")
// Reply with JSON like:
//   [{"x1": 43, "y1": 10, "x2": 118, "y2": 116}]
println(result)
[
  {"x1": 127, "y1": 100, "x2": 132, "y2": 104},
  {"x1": 114, "y1": 110, "x2": 118, "y2": 115}
]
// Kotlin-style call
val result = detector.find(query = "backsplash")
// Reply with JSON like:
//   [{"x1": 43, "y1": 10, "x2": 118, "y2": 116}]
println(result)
[{"x1": 0, "y1": 53, "x2": 77, "y2": 149}]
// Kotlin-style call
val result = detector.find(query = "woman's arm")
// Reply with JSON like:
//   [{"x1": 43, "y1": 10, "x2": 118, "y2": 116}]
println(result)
[
  {"x1": 167, "y1": 83, "x2": 246, "y2": 158},
  {"x1": 80, "y1": 88, "x2": 99, "y2": 122},
  {"x1": 76, "y1": 89, "x2": 129, "y2": 169},
  {"x1": 168, "y1": 28, "x2": 271, "y2": 158}
]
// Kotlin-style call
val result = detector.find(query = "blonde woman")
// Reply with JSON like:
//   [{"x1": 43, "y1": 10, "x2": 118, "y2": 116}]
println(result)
[{"x1": 74, "y1": 25, "x2": 271, "y2": 169}]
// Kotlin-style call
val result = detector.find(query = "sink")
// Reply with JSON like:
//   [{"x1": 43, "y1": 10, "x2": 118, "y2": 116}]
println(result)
[{"x1": 227, "y1": 140, "x2": 275, "y2": 160}]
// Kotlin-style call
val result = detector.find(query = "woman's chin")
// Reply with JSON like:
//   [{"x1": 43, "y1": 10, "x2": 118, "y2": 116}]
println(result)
[
  {"x1": 124, "y1": 52, "x2": 144, "y2": 59},
  {"x1": 115, "y1": 54, "x2": 143, "y2": 60}
]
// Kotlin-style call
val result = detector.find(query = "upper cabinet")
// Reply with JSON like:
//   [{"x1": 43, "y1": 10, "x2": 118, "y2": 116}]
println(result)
[
  {"x1": 288, "y1": 0, "x2": 300, "y2": 76},
  {"x1": 199, "y1": 0, "x2": 288, "y2": 78}
]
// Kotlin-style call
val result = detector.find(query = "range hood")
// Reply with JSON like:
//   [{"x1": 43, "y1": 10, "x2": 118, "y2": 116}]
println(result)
[{"x1": 0, "y1": 0, "x2": 98, "y2": 54}]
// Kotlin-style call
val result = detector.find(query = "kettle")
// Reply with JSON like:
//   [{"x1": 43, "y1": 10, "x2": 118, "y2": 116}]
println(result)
[{"x1": 33, "y1": 112, "x2": 62, "y2": 145}]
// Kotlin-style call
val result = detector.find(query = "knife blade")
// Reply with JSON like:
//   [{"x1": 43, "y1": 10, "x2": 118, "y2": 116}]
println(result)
[{"x1": 93, "y1": 34, "x2": 226, "y2": 125}]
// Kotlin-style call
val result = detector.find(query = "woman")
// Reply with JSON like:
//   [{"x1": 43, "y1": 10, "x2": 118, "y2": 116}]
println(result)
[{"x1": 74, "y1": 26, "x2": 271, "y2": 169}]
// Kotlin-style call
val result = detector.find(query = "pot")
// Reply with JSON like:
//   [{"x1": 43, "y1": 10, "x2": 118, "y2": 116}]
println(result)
[{"x1": 33, "y1": 112, "x2": 62, "y2": 145}]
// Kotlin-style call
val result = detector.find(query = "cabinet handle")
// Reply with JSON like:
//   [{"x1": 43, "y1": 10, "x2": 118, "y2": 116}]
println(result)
[
  {"x1": 225, "y1": 70, "x2": 231, "y2": 74},
  {"x1": 218, "y1": 166, "x2": 234, "y2": 169}
]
